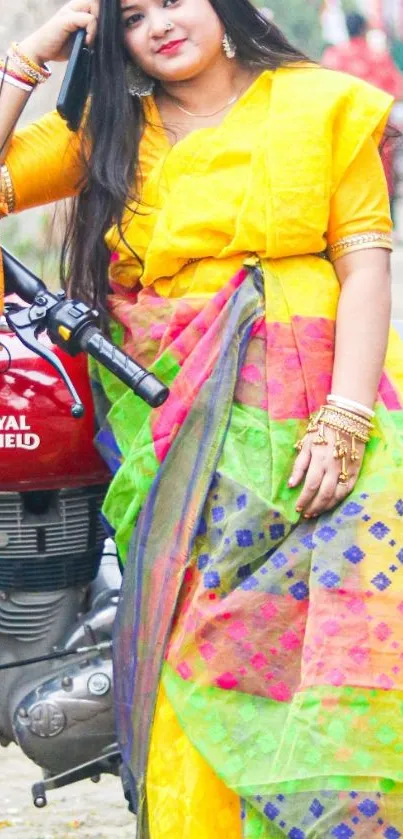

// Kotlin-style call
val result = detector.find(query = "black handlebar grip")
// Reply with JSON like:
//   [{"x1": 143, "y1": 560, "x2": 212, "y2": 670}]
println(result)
[
  {"x1": 2, "y1": 247, "x2": 48, "y2": 303},
  {"x1": 79, "y1": 326, "x2": 169, "y2": 408}
]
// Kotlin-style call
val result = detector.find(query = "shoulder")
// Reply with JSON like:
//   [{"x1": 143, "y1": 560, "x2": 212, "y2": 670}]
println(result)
[
  {"x1": 273, "y1": 65, "x2": 393, "y2": 142},
  {"x1": 275, "y1": 64, "x2": 391, "y2": 106},
  {"x1": 270, "y1": 66, "x2": 393, "y2": 190}
]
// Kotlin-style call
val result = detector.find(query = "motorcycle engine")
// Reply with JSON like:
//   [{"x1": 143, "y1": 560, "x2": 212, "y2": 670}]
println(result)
[{"x1": 0, "y1": 304, "x2": 122, "y2": 794}]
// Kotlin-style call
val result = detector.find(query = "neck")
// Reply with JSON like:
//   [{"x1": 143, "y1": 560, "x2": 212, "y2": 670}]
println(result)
[{"x1": 159, "y1": 56, "x2": 246, "y2": 113}]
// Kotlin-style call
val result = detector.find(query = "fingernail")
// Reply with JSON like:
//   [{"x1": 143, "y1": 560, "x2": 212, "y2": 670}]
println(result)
[
  {"x1": 304, "y1": 514, "x2": 311, "y2": 520},
  {"x1": 296, "y1": 506, "x2": 302, "y2": 513},
  {"x1": 288, "y1": 478, "x2": 295, "y2": 487}
]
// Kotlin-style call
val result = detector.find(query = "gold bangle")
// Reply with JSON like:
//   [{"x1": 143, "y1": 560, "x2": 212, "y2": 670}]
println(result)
[
  {"x1": 294, "y1": 404, "x2": 371, "y2": 485},
  {"x1": 0, "y1": 164, "x2": 15, "y2": 214},
  {"x1": 10, "y1": 42, "x2": 51, "y2": 77},
  {"x1": 314, "y1": 416, "x2": 369, "y2": 444},
  {"x1": 300, "y1": 414, "x2": 371, "y2": 444},
  {"x1": 0, "y1": 58, "x2": 33, "y2": 85},
  {"x1": 8, "y1": 43, "x2": 51, "y2": 85},
  {"x1": 321, "y1": 404, "x2": 373, "y2": 426},
  {"x1": 318, "y1": 408, "x2": 372, "y2": 439}
]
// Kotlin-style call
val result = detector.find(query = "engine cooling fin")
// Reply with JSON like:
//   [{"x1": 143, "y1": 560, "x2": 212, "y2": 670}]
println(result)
[{"x1": 0, "y1": 485, "x2": 107, "y2": 591}]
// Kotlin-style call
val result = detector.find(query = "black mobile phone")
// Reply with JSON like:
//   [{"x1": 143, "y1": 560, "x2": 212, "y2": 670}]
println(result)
[{"x1": 56, "y1": 30, "x2": 93, "y2": 132}]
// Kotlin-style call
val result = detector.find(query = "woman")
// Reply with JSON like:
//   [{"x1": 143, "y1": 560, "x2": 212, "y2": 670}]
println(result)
[{"x1": 1, "y1": 1, "x2": 402, "y2": 836}]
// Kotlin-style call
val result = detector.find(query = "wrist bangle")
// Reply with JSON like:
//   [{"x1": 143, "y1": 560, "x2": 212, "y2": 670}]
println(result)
[
  {"x1": 0, "y1": 72, "x2": 35, "y2": 93},
  {"x1": 10, "y1": 42, "x2": 51, "y2": 77},
  {"x1": 1, "y1": 165, "x2": 15, "y2": 214},
  {"x1": 8, "y1": 43, "x2": 51, "y2": 85},
  {"x1": 295, "y1": 404, "x2": 372, "y2": 486},
  {"x1": 327, "y1": 394, "x2": 375, "y2": 420},
  {"x1": 0, "y1": 59, "x2": 35, "y2": 86}
]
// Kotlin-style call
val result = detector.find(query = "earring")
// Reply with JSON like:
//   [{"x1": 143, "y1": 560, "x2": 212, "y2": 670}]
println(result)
[
  {"x1": 222, "y1": 32, "x2": 236, "y2": 59},
  {"x1": 127, "y1": 63, "x2": 155, "y2": 97}
]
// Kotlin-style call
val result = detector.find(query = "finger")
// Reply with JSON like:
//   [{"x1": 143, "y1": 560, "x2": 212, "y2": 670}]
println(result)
[
  {"x1": 86, "y1": 15, "x2": 98, "y2": 45},
  {"x1": 89, "y1": 0, "x2": 99, "y2": 30},
  {"x1": 62, "y1": 10, "x2": 96, "y2": 34},
  {"x1": 296, "y1": 461, "x2": 326, "y2": 515},
  {"x1": 303, "y1": 473, "x2": 340, "y2": 518},
  {"x1": 67, "y1": 0, "x2": 94, "y2": 10},
  {"x1": 289, "y1": 444, "x2": 311, "y2": 489},
  {"x1": 320, "y1": 471, "x2": 360, "y2": 513}
]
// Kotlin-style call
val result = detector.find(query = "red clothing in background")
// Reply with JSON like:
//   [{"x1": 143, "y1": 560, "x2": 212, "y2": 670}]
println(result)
[
  {"x1": 322, "y1": 36, "x2": 403, "y2": 98},
  {"x1": 323, "y1": 37, "x2": 403, "y2": 197}
]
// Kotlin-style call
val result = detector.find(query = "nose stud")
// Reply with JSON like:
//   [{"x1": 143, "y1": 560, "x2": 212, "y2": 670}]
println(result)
[{"x1": 165, "y1": 21, "x2": 174, "y2": 31}]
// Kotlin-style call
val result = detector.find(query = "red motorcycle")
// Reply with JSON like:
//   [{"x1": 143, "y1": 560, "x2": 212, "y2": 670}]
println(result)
[{"x1": 0, "y1": 248, "x2": 168, "y2": 811}]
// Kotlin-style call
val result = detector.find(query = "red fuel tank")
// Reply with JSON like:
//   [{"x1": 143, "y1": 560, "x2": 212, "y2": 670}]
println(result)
[{"x1": 0, "y1": 302, "x2": 110, "y2": 491}]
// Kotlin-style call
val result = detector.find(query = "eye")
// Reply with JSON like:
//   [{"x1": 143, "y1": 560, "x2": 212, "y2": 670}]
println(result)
[
  {"x1": 123, "y1": 12, "x2": 143, "y2": 28},
  {"x1": 163, "y1": 0, "x2": 179, "y2": 7}
]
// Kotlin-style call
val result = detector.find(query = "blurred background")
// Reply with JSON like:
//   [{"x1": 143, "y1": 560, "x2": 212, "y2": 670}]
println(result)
[
  {"x1": 0, "y1": 0, "x2": 67, "y2": 282},
  {"x1": 1, "y1": 0, "x2": 403, "y2": 278},
  {"x1": 259, "y1": 0, "x2": 403, "y2": 64}
]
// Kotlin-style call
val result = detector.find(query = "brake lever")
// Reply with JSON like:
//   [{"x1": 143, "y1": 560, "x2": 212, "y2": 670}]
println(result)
[{"x1": 5, "y1": 292, "x2": 85, "y2": 418}]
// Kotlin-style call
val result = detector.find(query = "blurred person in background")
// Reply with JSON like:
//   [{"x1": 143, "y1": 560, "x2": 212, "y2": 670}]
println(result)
[
  {"x1": 322, "y1": 12, "x2": 403, "y2": 98},
  {"x1": 323, "y1": 12, "x2": 403, "y2": 206}
]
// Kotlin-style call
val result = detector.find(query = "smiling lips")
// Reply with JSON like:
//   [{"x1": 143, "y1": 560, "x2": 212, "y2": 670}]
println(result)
[{"x1": 157, "y1": 39, "x2": 187, "y2": 55}]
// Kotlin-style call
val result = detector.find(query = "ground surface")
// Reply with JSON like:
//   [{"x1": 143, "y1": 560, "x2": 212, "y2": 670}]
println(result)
[{"x1": 0, "y1": 744, "x2": 135, "y2": 838}]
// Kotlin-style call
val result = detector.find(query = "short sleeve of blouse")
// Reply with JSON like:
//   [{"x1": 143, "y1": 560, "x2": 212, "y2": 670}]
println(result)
[
  {"x1": 1, "y1": 110, "x2": 84, "y2": 215},
  {"x1": 327, "y1": 137, "x2": 393, "y2": 262},
  {"x1": 0, "y1": 111, "x2": 85, "y2": 312}
]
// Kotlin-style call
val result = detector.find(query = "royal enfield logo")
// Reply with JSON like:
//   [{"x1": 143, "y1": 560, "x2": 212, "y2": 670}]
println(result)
[
  {"x1": 26, "y1": 701, "x2": 66, "y2": 738},
  {"x1": 0, "y1": 416, "x2": 40, "y2": 450}
]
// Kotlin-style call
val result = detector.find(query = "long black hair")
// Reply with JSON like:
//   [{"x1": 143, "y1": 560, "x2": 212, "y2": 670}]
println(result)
[{"x1": 64, "y1": 0, "x2": 308, "y2": 321}]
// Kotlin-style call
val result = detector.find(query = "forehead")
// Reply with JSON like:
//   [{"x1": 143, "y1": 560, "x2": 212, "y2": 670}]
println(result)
[{"x1": 120, "y1": 0, "x2": 151, "y2": 8}]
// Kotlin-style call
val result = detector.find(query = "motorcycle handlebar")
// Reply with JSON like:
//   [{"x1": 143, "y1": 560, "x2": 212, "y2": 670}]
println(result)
[
  {"x1": 78, "y1": 324, "x2": 169, "y2": 407},
  {"x1": 3, "y1": 248, "x2": 47, "y2": 303},
  {"x1": 2, "y1": 247, "x2": 170, "y2": 410}
]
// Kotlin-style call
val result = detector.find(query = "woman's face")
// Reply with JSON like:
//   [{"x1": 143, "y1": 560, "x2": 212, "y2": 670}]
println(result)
[{"x1": 120, "y1": 0, "x2": 226, "y2": 82}]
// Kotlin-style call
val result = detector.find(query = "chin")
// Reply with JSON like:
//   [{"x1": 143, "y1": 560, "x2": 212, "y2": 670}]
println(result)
[
  {"x1": 151, "y1": 51, "x2": 206, "y2": 83},
  {"x1": 157, "y1": 67, "x2": 203, "y2": 83}
]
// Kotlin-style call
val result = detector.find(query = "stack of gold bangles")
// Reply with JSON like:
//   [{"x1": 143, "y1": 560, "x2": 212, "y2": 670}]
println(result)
[
  {"x1": 0, "y1": 163, "x2": 14, "y2": 215},
  {"x1": 0, "y1": 42, "x2": 51, "y2": 95},
  {"x1": 295, "y1": 397, "x2": 374, "y2": 485},
  {"x1": 0, "y1": 44, "x2": 51, "y2": 217}
]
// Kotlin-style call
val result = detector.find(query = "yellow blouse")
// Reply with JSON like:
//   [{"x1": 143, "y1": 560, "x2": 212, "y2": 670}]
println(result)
[{"x1": 0, "y1": 67, "x2": 393, "y2": 307}]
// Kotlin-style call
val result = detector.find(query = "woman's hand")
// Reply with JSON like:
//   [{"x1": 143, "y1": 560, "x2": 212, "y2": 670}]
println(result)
[
  {"x1": 289, "y1": 427, "x2": 365, "y2": 518},
  {"x1": 18, "y1": 0, "x2": 99, "y2": 66}
]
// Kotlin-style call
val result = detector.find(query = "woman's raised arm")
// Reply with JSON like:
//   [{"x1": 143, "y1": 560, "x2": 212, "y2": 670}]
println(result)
[{"x1": 0, "y1": 0, "x2": 98, "y2": 162}]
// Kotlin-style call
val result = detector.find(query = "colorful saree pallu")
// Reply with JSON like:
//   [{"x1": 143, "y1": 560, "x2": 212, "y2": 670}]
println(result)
[{"x1": 93, "y1": 261, "x2": 403, "y2": 839}]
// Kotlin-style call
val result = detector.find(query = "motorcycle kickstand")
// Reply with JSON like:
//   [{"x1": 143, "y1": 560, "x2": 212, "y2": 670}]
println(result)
[{"x1": 31, "y1": 748, "x2": 121, "y2": 808}]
